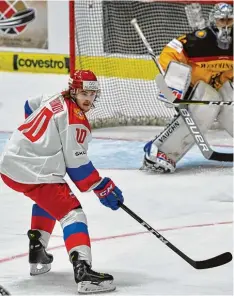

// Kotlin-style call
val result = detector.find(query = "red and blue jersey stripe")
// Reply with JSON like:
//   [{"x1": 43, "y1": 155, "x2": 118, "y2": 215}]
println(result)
[{"x1": 66, "y1": 161, "x2": 101, "y2": 192}]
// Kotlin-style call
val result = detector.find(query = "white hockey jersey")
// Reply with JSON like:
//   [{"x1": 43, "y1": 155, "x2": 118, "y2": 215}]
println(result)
[
  {"x1": 0, "y1": 93, "x2": 102, "y2": 192},
  {"x1": 24, "y1": 93, "x2": 51, "y2": 118}
]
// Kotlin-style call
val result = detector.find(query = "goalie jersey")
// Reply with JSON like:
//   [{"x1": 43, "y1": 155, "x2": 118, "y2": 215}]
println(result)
[
  {"x1": 159, "y1": 27, "x2": 233, "y2": 89},
  {"x1": 0, "y1": 93, "x2": 102, "y2": 192}
]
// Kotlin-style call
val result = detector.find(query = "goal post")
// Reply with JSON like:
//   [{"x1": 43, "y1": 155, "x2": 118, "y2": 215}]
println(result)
[
  {"x1": 69, "y1": 0, "x2": 76, "y2": 76},
  {"x1": 69, "y1": 0, "x2": 232, "y2": 128}
]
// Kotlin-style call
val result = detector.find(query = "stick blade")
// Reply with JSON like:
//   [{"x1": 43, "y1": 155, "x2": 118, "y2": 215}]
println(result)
[
  {"x1": 194, "y1": 252, "x2": 232, "y2": 270},
  {"x1": 210, "y1": 151, "x2": 234, "y2": 162}
]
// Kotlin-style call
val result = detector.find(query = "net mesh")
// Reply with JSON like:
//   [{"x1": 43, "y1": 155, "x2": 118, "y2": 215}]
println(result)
[{"x1": 73, "y1": 0, "x2": 215, "y2": 128}]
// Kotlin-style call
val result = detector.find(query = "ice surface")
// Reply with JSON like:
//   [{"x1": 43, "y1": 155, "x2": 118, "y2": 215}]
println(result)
[{"x1": 0, "y1": 126, "x2": 233, "y2": 295}]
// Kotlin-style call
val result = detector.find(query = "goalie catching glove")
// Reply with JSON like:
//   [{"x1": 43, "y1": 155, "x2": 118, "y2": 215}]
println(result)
[
  {"x1": 94, "y1": 177, "x2": 124, "y2": 210},
  {"x1": 142, "y1": 140, "x2": 176, "y2": 173}
]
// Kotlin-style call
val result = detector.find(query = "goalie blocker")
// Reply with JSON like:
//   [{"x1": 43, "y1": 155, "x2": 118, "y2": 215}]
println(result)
[{"x1": 142, "y1": 62, "x2": 233, "y2": 173}]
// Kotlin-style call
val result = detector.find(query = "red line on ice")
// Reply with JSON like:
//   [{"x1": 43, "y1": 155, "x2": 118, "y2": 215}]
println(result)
[{"x1": 0, "y1": 220, "x2": 232, "y2": 264}]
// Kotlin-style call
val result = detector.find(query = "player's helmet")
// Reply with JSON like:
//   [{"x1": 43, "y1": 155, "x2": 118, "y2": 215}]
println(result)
[
  {"x1": 68, "y1": 70, "x2": 100, "y2": 97},
  {"x1": 209, "y1": 3, "x2": 233, "y2": 49}
]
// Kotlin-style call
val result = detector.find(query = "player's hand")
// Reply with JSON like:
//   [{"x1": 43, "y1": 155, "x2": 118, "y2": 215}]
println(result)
[{"x1": 93, "y1": 177, "x2": 124, "y2": 210}]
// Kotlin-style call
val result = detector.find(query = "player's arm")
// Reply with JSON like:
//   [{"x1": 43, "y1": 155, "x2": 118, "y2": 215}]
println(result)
[
  {"x1": 159, "y1": 37, "x2": 214, "y2": 86},
  {"x1": 24, "y1": 99, "x2": 34, "y2": 119},
  {"x1": 58, "y1": 119, "x2": 124, "y2": 210},
  {"x1": 24, "y1": 94, "x2": 51, "y2": 119},
  {"x1": 158, "y1": 38, "x2": 189, "y2": 70}
]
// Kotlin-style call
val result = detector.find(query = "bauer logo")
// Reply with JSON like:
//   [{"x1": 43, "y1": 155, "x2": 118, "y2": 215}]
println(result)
[
  {"x1": 180, "y1": 108, "x2": 209, "y2": 152},
  {"x1": 0, "y1": 0, "x2": 36, "y2": 35},
  {"x1": 13, "y1": 54, "x2": 70, "y2": 74}
]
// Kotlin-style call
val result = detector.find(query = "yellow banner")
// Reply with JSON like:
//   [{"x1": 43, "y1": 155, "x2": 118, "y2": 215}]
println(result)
[
  {"x1": 0, "y1": 52, "x2": 159, "y2": 79},
  {"x1": 0, "y1": 52, "x2": 69, "y2": 74}
]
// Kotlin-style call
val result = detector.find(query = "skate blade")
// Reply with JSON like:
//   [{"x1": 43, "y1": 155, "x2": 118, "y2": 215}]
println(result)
[
  {"x1": 30, "y1": 263, "x2": 51, "y2": 276},
  {"x1": 77, "y1": 280, "x2": 116, "y2": 294}
]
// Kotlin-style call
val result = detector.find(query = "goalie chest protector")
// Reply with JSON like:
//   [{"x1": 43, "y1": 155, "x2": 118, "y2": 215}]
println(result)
[{"x1": 180, "y1": 28, "x2": 233, "y2": 60}]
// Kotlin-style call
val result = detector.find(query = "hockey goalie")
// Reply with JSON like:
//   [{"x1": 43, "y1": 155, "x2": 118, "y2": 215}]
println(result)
[{"x1": 141, "y1": 2, "x2": 233, "y2": 173}]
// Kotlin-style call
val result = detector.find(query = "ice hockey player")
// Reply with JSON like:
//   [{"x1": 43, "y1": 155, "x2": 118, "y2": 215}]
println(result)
[
  {"x1": 142, "y1": 2, "x2": 233, "y2": 173},
  {"x1": 0, "y1": 70, "x2": 124, "y2": 294}
]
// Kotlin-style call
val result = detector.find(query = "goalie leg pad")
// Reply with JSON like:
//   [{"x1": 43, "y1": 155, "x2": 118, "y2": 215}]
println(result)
[
  {"x1": 153, "y1": 81, "x2": 221, "y2": 163},
  {"x1": 217, "y1": 81, "x2": 233, "y2": 137}
]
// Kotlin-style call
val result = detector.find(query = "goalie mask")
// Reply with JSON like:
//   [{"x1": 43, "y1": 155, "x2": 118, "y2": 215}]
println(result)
[{"x1": 209, "y1": 3, "x2": 233, "y2": 49}]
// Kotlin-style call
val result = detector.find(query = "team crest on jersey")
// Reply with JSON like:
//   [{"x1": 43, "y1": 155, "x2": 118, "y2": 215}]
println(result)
[
  {"x1": 195, "y1": 30, "x2": 207, "y2": 39},
  {"x1": 74, "y1": 108, "x2": 85, "y2": 120}
]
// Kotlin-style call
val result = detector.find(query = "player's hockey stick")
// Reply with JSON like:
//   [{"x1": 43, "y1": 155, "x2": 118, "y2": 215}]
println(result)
[
  {"x1": 131, "y1": 18, "x2": 234, "y2": 162},
  {"x1": 159, "y1": 98, "x2": 234, "y2": 106},
  {"x1": 0, "y1": 285, "x2": 10, "y2": 295},
  {"x1": 119, "y1": 202, "x2": 232, "y2": 269}
]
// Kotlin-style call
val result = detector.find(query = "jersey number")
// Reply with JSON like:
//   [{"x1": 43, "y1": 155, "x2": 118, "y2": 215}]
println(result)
[
  {"x1": 76, "y1": 128, "x2": 87, "y2": 144},
  {"x1": 18, "y1": 107, "x2": 53, "y2": 142}
]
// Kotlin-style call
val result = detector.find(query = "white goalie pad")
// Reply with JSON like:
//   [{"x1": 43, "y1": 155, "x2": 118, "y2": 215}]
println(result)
[
  {"x1": 217, "y1": 81, "x2": 234, "y2": 137},
  {"x1": 154, "y1": 81, "x2": 221, "y2": 162}
]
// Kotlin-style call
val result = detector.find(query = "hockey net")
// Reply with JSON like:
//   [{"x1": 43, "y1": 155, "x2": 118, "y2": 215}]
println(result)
[{"x1": 69, "y1": 0, "x2": 231, "y2": 128}]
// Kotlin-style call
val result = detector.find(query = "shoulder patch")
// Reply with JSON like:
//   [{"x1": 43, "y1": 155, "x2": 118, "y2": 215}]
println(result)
[
  {"x1": 49, "y1": 98, "x2": 64, "y2": 114},
  {"x1": 166, "y1": 38, "x2": 183, "y2": 53},
  {"x1": 195, "y1": 30, "x2": 207, "y2": 39}
]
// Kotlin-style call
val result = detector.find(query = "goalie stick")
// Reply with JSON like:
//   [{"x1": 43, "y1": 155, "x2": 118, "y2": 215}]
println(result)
[
  {"x1": 119, "y1": 202, "x2": 232, "y2": 269},
  {"x1": 131, "y1": 18, "x2": 234, "y2": 163},
  {"x1": 159, "y1": 98, "x2": 234, "y2": 106},
  {"x1": 156, "y1": 74, "x2": 234, "y2": 162},
  {"x1": 130, "y1": 19, "x2": 233, "y2": 107}
]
